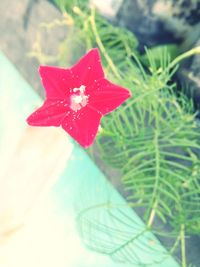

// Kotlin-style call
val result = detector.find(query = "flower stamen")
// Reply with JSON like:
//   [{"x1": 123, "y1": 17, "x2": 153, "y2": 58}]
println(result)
[{"x1": 70, "y1": 85, "x2": 88, "y2": 111}]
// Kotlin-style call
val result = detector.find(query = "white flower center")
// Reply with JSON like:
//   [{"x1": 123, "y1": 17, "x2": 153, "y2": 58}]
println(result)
[
  {"x1": 70, "y1": 85, "x2": 88, "y2": 111},
  {"x1": 73, "y1": 95, "x2": 83, "y2": 104}
]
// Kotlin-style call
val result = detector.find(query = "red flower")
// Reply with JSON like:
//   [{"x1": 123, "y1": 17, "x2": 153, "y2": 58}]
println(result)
[{"x1": 27, "y1": 48, "x2": 131, "y2": 147}]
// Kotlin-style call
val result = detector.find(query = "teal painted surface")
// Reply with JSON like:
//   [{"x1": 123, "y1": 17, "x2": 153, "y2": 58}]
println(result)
[{"x1": 0, "y1": 52, "x2": 180, "y2": 267}]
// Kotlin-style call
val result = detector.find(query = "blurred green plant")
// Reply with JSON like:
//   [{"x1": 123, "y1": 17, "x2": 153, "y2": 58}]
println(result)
[
  {"x1": 30, "y1": 1, "x2": 200, "y2": 267},
  {"x1": 53, "y1": 0, "x2": 88, "y2": 12}
]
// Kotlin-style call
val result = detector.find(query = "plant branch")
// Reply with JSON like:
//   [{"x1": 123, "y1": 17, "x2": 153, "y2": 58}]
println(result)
[
  {"x1": 180, "y1": 224, "x2": 187, "y2": 267},
  {"x1": 147, "y1": 128, "x2": 160, "y2": 227},
  {"x1": 89, "y1": 7, "x2": 121, "y2": 80},
  {"x1": 168, "y1": 46, "x2": 200, "y2": 71}
]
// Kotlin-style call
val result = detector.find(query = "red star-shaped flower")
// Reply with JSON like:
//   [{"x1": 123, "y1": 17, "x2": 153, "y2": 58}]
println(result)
[{"x1": 27, "y1": 48, "x2": 131, "y2": 147}]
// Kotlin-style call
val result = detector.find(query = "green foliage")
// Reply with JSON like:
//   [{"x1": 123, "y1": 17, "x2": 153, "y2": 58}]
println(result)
[
  {"x1": 53, "y1": 0, "x2": 88, "y2": 12},
  {"x1": 140, "y1": 44, "x2": 179, "y2": 69},
  {"x1": 31, "y1": 2, "x2": 200, "y2": 266}
]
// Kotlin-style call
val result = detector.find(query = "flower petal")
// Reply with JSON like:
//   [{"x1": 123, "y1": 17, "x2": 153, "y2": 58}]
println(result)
[
  {"x1": 39, "y1": 66, "x2": 75, "y2": 99},
  {"x1": 61, "y1": 107, "x2": 102, "y2": 147},
  {"x1": 87, "y1": 79, "x2": 131, "y2": 115},
  {"x1": 27, "y1": 99, "x2": 71, "y2": 126},
  {"x1": 71, "y1": 48, "x2": 104, "y2": 87}
]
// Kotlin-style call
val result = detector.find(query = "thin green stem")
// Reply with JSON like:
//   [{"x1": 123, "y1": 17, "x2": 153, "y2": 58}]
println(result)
[
  {"x1": 89, "y1": 7, "x2": 121, "y2": 80},
  {"x1": 147, "y1": 200, "x2": 158, "y2": 228},
  {"x1": 180, "y1": 224, "x2": 187, "y2": 267},
  {"x1": 168, "y1": 46, "x2": 200, "y2": 71},
  {"x1": 147, "y1": 128, "x2": 160, "y2": 227}
]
